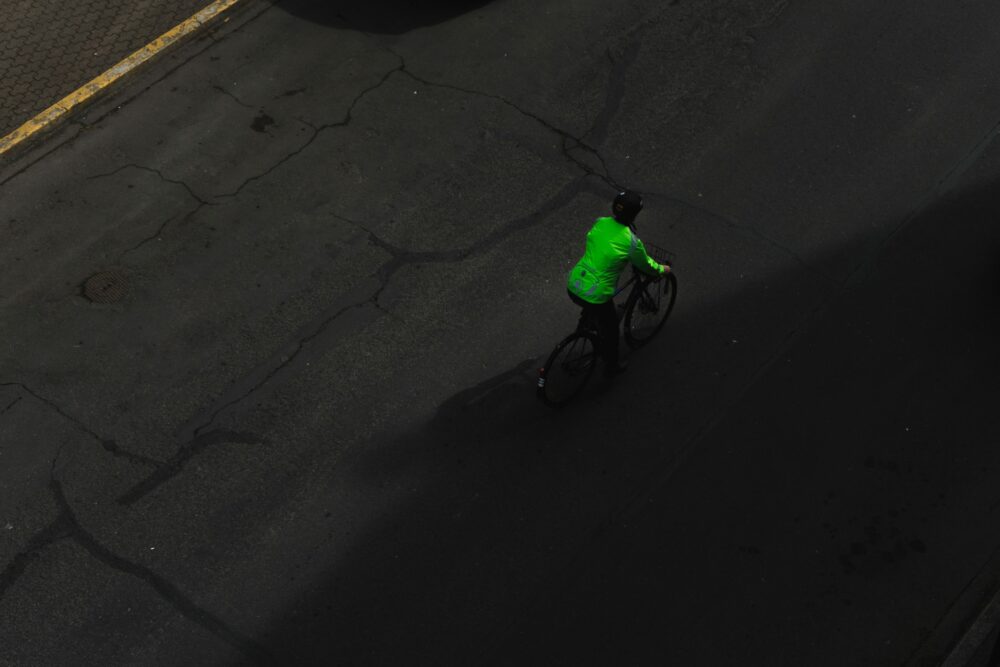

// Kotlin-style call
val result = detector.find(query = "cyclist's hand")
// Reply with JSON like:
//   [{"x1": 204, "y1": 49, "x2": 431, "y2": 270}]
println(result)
[{"x1": 660, "y1": 263, "x2": 671, "y2": 275}]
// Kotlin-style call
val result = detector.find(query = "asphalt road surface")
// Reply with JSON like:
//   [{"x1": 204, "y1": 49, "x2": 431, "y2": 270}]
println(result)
[{"x1": 2, "y1": 0, "x2": 999, "y2": 664}]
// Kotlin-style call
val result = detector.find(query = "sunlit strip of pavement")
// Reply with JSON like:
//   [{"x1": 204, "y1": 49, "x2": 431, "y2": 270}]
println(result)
[{"x1": 0, "y1": 0, "x2": 245, "y2": 157}]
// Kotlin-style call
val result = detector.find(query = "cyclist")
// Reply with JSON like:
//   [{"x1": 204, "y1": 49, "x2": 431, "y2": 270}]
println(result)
[{"x1": 566, "y1": 190, "x2": 670, "y2": 377}]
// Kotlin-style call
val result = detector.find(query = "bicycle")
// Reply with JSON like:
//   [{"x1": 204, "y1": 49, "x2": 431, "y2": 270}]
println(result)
[{"x1": 537, "y1": 242, "x2": 677, "y2": 407}]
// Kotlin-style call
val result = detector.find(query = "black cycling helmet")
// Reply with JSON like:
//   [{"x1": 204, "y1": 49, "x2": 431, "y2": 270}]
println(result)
[{"x1": 612, "y1": 189, "x2": 643, "y2": 225}]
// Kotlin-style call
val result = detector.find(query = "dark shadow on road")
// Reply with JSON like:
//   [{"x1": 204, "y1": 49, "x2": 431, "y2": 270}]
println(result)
[
  {"x1": 251, "y1": 183, "x2": 1000, "y2": 665},
  {"x1": 273, "y1": 0, "x2": 494, "y2": 34}
]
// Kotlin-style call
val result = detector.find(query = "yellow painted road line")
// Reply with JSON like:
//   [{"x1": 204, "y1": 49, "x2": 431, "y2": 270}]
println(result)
[{"x1": 0, "y1": 0, "x2": 245, "y2": 156}]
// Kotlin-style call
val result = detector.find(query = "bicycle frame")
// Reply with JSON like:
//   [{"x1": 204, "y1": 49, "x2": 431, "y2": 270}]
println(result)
[
  {"x1": 538, "y1": 227, "x2": 676, "y2": 406},
  {"x1": 576, "y1": 268, "x2": 656, "y2": 328}
]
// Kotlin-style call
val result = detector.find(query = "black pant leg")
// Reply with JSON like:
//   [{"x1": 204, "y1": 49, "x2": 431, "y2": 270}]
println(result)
[
  {"x1": 595, "y1": 298, "x2": 619, "y2": 367},
  {"x1": 567, "y1": 290, "x2": 619, "y2": 367}
]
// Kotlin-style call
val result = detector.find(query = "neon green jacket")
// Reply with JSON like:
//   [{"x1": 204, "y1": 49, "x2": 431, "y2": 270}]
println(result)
[{"x1": 567, "y1": 217, "x2": 665, "y2": 304}]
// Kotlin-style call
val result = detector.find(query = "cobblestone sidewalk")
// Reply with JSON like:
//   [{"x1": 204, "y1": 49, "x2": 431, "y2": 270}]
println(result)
[{"x1": 0, "y1": 0, "x2": 211, "y2": 139}]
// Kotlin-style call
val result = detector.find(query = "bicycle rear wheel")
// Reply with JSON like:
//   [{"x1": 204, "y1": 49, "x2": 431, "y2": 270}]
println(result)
[
  {"x1": 537, "y1": 332, "x2": 598, "y2": 407},
  {"x1": 623, "y1": 273, "x2": 677, "y2": 348}
]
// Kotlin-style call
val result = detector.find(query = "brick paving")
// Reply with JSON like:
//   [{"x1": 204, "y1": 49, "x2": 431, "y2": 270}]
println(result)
[{"x1": 0, "y1": 0, "x2": 211, "y2": 139}]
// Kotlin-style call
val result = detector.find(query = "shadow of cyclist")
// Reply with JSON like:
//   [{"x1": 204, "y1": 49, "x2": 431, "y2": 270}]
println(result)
[{"x1": 253, "y1": 181, "x2": 1000, "y2": 664}]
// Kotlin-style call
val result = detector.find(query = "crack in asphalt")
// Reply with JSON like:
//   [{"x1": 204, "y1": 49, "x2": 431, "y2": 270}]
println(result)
[
  {"x1": 347, "y1": 175, "x2": 604, "y2": 312},
  {"x1": 394, "y1": 64, "x2": 620, "y2": 189},
  {"x1": 0, "y1": 448, "x2": 273, "y2": 664},
  {"x1": 1, "y1": 395, "x2": 21, "y2": 414},
  {"x1": 117, "y1": 203, "x2": 205, "y2": 261},
  {"x1": 215, "y1": 122, "x2": 319, "y2": 198},
  {"x1": 212, "y1": 42, "x2": 632, "y2": 202},
  {"x1": 213, "y1": 63, "x2": 404, "y2": 199},
  {"x1": 116, "y1": 428, "x2": 263, "y2": 501},
  {"x1": 274, "y1": 87, "x2": 307, "y2": 100},
  {"x1": 87, "y1": 163, "x2": 216, "y2": 206},
  {"x1": 187, "y1": 300, "x2": 374, "y2": 438},
  {"x1": 211, "y1": 83, "x2": 257, "y2": 110},
  {"x1": 585, "y1": 43, "x2": 642, "y2": 147},
  {"x1": 370, "y1": 175, "x2": 608, "y2": 295},
  {"x1": 0, "y1": 382, "x2": 161, "y2": 468},
  {"x1": 0, "y1": 516, "x2": 74, "y2": 600},
  {"x1": 333, "y1": 28, "x2": 626, "y2": 188}
]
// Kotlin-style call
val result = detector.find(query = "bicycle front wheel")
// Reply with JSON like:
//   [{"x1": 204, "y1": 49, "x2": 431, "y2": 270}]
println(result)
[
  {"x1": 623, "y1": 273, "x2": 677, "y2": 348},
  {"x1": 537, "y1": 332, "x2": 598, "y2": 407}
]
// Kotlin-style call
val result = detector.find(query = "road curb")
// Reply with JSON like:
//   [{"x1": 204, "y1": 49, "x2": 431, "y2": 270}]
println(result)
[{"x1": 0, "y1": 0, "x2": 246, "y2": 159}]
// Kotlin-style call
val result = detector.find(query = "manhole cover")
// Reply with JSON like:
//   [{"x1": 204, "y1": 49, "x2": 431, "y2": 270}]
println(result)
[{"x1": 83, "y1": 270, "x2": 129, "y2": 303}]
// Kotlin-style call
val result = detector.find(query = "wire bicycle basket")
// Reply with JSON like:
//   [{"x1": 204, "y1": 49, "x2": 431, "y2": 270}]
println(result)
[{"x1": 645, "y1": 242, "x2": 675, "y2": 268}]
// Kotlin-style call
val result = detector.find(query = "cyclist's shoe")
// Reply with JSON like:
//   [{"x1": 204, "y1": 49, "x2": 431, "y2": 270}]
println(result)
[{"x1": 604, "y1": 359, "x2": 629, "y2": 378}]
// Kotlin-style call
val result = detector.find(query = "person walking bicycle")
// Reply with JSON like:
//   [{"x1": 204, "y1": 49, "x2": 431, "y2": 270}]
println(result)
[{"x1": 566, "y1": 190, "x2": 670, "y2": 378}]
